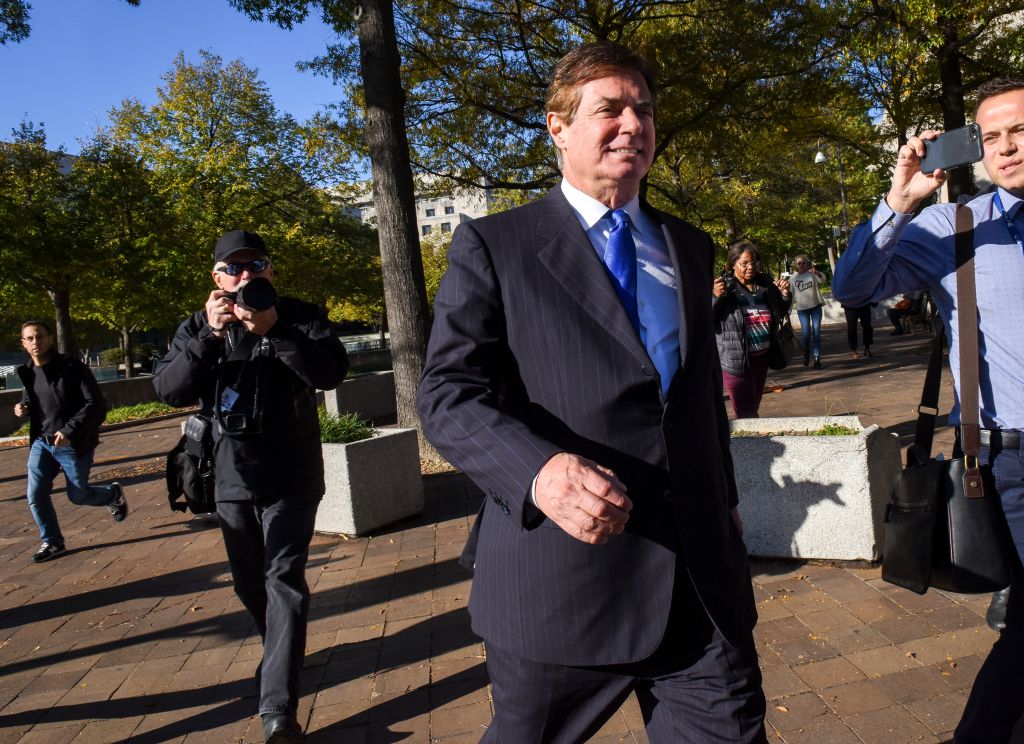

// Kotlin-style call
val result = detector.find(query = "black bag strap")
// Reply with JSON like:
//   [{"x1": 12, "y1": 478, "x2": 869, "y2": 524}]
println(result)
[{"x1": 910, "y1": 320, "x2": 946, "y2": 461}]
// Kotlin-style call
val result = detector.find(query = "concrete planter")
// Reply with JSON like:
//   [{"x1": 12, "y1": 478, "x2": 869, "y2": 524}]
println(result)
[
  {"x1": 315, "y1": 427, "x2": 423, "y2": 536},
  {"x1": 323, "y1": 371, "x2": 396, "y2": 423},
  {"x1": 729, "y1": 416, "x2": 901, "y2": 561}
]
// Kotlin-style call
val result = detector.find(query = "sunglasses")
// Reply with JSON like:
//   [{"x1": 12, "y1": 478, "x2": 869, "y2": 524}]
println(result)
[{"x1": 215, "y1": 258, "x2": 271, "y2": 276}]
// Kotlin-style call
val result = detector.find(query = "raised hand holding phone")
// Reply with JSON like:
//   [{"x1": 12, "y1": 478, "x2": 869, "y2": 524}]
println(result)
[{"x1": 888, "y1": 130, "x2": 948, "y2": 214}]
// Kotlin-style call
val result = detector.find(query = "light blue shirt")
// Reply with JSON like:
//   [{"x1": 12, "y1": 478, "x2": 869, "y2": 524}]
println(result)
[
  {"x1": 832, "y1": 188, "x2": 1024, "y2": 429},
  {"x1": 560, "y1": 180, "x2": 682, "y2": 395}
]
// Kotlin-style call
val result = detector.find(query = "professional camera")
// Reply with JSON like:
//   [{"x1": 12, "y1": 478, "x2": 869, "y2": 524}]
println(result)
[{"x1": 225, "y1": 277, "x2": 277, "y2": 312}]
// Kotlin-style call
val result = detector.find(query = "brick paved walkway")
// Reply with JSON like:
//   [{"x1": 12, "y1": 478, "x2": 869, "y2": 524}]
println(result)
[{"x1": 0, "y1": 324, "x2": 1020, "y2": 743}]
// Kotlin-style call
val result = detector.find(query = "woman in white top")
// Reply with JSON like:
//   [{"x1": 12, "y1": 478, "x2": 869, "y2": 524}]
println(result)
[{"x1": 789, "y1": 255, "x2": 826, "y2": 368}]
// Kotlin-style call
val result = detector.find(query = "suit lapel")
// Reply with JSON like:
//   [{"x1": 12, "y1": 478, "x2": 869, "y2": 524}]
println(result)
[{"x1": 535, "y1": 190, "x2": 650, "y2": 365}]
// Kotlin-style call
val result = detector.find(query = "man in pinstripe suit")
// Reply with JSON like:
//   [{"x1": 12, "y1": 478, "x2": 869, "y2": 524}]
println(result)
[{"x1": 417, "y1": 41, "x2": 766, "y2": 743}]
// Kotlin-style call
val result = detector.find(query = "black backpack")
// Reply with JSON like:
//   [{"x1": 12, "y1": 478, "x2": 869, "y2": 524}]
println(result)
[{"x1": 166, "y1": 413, "x2": 216, "y2": 515}]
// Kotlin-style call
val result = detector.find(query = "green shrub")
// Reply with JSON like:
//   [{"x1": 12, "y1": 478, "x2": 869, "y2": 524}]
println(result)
[
  {"x1": 104, "y1": 402, "x2": 177, "y2": 425},
  {"x1": 319, "y1": 408, "x2": 375, "y2": 444},
  {"x1": 814, "y1": 423, "x2": 859, "y2": 436},
  {"x1": 8, "y1": 401, "x2": 178, "y2": 438},
  {"x1": 97, "y1": 347, "x2": 123, "y2": 366}
]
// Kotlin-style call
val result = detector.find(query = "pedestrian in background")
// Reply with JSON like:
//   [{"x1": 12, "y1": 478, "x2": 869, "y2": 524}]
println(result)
[
  {"x1": 789, "y1": 255, "x2": 827, "y2": 368},
  {"x1": 842, "y1": 303, "x2": 874, "y2": 358},
  {"x1": 713, "y1": 241, "x2": 791, "y2": 418},
  {"x1": 13, "y1": 320, "x2": 127, "y2": 563},
  {"x1": 886, "y1": 291, "x2": 924, "y2": 335}
]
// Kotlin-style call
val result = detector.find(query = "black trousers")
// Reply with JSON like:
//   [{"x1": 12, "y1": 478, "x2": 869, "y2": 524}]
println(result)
[
  {"x1": 844, "y1": 305, "x2": 874, "y2": 351},
  {"x1": 954, "y1": 437, "x2": 1024, "y2": 742},
  {"x1": 480, "y1": 570, "x2": 767, "y2": 744},
  {"x1": 217, "y1": 497, "x2": 319, "y2": 717}
]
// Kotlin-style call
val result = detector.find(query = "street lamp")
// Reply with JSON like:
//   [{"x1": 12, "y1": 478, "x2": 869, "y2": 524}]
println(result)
[{"x1": 814, "y1": 149, "x2": 850, "y2": 272}]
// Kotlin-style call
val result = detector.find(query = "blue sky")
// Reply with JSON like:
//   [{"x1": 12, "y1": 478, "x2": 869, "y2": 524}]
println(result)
[{"x1": 0, "y1": 0, "x2": 344, "y2": 154}]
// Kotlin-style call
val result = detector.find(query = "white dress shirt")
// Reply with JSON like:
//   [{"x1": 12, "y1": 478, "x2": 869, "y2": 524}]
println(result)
[{"x1": 560, "y1": 179, "x2": 682, "y2": 394}]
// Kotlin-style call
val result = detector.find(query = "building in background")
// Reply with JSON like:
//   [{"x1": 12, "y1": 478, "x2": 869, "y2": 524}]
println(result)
[{"x1": 343, "y1": 178, "x2": 500, "y2": 237}]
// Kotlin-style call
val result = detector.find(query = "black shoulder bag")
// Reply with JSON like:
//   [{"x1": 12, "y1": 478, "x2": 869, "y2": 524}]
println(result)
[
  {"x1": 882, "y1": 205, "x2": 1014, "y2": 594},
  {"x1": 166, "y1": 412, "x2": 216, "y2": 515}
]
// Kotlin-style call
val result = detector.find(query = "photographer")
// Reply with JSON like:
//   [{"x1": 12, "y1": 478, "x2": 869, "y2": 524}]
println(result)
[
  {"x1": 713, "y1": 240, "x2": 791, "y2": 418},
  {"x1": 154, "y1": 230, "x2": 347, "y2": 744}
]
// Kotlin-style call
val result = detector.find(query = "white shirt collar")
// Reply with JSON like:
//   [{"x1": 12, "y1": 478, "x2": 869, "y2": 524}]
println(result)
[{"x1": 560, "y1": 179, "x2": 642, "y2": 231}]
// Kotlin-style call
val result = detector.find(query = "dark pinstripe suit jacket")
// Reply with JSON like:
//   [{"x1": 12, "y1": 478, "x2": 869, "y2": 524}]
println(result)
[{"x1": 417, "y1": 188, "x2": 756, "y2": 667}]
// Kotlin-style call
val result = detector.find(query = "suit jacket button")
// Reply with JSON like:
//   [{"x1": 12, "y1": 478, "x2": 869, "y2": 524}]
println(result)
[
  {"x1": 661, "y1": 489, "x2": 673, "y2": 502},
  {"x1": 664, "y1": 420, "x2": 674, "y2": 432},
  {"x1": 641, "y1": 364, "x2": 653, "y2": 377}
]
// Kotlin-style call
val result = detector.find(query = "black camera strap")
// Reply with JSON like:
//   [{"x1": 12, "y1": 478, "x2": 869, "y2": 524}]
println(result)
[
  {"x1": 224, "y1": 329, "x2": 261, "y2": 386},
  {"x1": 215, "y1": 330, "x2": 264, "y2": 434}
]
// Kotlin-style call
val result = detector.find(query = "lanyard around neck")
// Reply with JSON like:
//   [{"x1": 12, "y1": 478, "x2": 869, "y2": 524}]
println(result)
[{"x1": 993, "y1": 190, "x2": 1024, "y2": 254}]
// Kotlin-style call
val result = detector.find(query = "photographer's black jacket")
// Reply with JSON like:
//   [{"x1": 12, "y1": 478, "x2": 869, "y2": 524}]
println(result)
[
  {"x1": 153, "y1": 297, "x2": 348, "y2": 504},
  {"x1": 16, "y1": 353, "x2": 107, "y2": 456}
]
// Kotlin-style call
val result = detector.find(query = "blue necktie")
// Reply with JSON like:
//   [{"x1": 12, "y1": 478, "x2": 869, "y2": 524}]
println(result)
[{"x1": 604, "y1": 209, "x2": 640, "y2": 334}]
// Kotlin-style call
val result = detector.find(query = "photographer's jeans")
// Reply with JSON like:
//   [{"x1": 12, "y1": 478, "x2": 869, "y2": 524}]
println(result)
[
  {"x1": 217, "y1": 496, "x2": 318, "y2": 719},
  {"x1": 797, "y1": 305, "x2": 823, "y2": 359},
  {"x1": 955, "y1": 437, "x2": 1024, "y2": 743},
  {"x1": 26, "y1": 439, "x2": 118, "y2": 548}
]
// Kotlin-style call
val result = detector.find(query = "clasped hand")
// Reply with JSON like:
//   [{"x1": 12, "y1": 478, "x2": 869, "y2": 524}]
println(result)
[
  {"x1": 205, "y1": 290, "x2": 278, "y2": 336},
  {"x1": 534, "y1": 452, "x2": 633, "y2": 544}
]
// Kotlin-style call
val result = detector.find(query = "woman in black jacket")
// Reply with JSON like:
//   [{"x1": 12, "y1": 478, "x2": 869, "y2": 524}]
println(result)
[{"x1": 712, "y1": 240, "x2": 791, "y2": 418}]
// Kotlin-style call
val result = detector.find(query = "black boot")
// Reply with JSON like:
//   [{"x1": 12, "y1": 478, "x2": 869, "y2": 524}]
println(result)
[
  {"x1": 987, "y1": 586, "x2": 1011, "y2": 631},
  {"x1": 263, "y1": 714, "x2": 304, "y2": 743},
  {"x1": 813, "y1": 357, "x2": 823, "y2": 370},
  {"x1": 803, "y1": 349, "x2": 810, "y2": 366}
]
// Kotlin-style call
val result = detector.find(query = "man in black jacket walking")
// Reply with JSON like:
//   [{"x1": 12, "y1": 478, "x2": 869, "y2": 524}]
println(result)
[
  {"x1": 14, "y1": 320, "x2": 126, "y2": 564},
  {"x1": 153, "y1": 230, "x2": 347, "y2": 744}
]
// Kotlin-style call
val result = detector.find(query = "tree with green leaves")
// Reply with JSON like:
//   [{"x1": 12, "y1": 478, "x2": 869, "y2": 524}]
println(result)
[
  {"x1": 0, "y1": 122, "x2": 96, "y2": 353},
  {"x1": 71, "y1": 132, "x2": 184, "y2": 377},
  {"x1": 0, "y1": 0, "x2": 30, "y2": 44},
  {"x1": 229, "y1": 0, "x2": 434, "y2": 456},
  {"x1": 107, "y1": 49, "x2": 380, "y2": 320},
  {"x1": 835, "y1": 0, "x2": 1024, "y2": 199}
]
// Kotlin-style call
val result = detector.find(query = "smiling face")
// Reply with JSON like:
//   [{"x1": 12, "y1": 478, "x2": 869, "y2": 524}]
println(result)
[
  {"x1": 546, "y1": 69, "x2": 655, "y2": 208},
  {"x1": 977, "y1": 89, "x2": 1024, "y2": 196}
]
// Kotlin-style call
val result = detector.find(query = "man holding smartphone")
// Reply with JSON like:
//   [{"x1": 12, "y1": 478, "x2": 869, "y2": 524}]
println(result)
[
  {"x1": 833, "y1": 78, "x2": 1024, "y2": 743},
  {"x1": 13, "y1": 320, "x2": 127, "y2": 563}
]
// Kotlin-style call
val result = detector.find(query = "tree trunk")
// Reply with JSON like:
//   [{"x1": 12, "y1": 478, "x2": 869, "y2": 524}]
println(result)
[
  {"x1": 121, "y1": 327, "x2": 134, "y2": 379},
  {"x1": 354, "y1": 0, "x2": 438, "y2": 459},
  {"x1": 936, "y1": 32, "x2": 973, "y2": 202},
  {"x1": 46, "y1": 287, "x2": 75, "y2": 355}
]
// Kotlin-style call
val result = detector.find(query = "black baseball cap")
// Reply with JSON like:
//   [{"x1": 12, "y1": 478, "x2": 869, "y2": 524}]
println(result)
[{"x1": 214, "y1": 230, "x2": 269, "y2": 263}]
